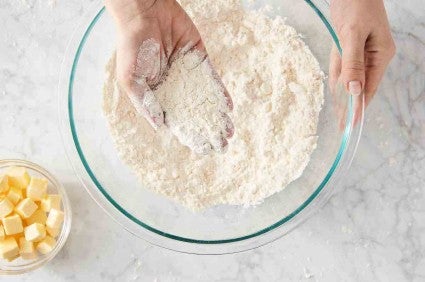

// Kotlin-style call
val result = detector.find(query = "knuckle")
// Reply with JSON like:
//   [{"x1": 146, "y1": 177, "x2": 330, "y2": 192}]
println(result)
[
  {"x1": 386, "y1": 40, "x2": 397, "y2": 58},
  {"x1": 339, "y1": 23, "x2": 363, "y2": 39},
  {"x1": 365, "y1": 83, "x2": 378, "y2": 95},
  {"x1": 343, "y1": 60, "x2": 365, "y2": 72},
  {"x1": 117, "y1": 69, "x2": 134, "y2": 89}
]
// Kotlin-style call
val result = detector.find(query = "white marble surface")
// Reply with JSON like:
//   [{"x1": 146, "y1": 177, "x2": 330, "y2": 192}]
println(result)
[{"x1": 1, "y1": 0, "x2": 424, "y2": 281}]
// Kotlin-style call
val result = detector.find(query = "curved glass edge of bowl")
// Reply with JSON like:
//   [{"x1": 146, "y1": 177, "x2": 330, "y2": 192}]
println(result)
[
  {"x1": 0, "y1": 159, "x2": 72, "y2": 274},
  {"x1": 58, "y1": 0, "x2": 364, "y2": 253}
]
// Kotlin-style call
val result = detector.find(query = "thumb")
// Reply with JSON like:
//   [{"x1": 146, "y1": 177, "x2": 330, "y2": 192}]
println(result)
[
  {"x1": 340, "y1": 32, "x2": 366, "y2": 96},
  {"x1": 127, "y1": 78, "x2": 164, "y2": 130}
]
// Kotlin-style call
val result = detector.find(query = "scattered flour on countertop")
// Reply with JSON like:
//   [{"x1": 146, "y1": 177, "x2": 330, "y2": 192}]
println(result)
[{"x1": 103, "y1": 0, "x2": 324, "y2": 211}]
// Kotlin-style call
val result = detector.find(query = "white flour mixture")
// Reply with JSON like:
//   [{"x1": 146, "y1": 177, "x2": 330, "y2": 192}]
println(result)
[
  {"x1": 155, "y1": 51, "x2": 231, "y2": 155},
  {"x1": 103, "y1": 0, "x2": 324, "y2": 211}
]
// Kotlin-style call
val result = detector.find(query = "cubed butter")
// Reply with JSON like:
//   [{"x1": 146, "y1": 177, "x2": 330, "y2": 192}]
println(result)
[
  {"x1": 41, "y1": 194, "x2": 61, "y2": 212},
  {"x1": 27, "y1": 177, "x2": 48, "y2": 201},
  {"x1": 0, "y1": 225, "x2": 5, "y2": 240},
  {"x1": 21, "y1": 251, "x2": 38, "y2": 260},
  {"x1": 15, "y1": 198, "x2": 38, "y2": 219},
  {"x1": 10, "y1": 233, "x2": 23, "y2": 241},
  {"x1": 6, "y1": 167, "x2": 30, "y2": 189},
  {"x1": 7, "y1": 186, "x2": 23, "y2": 205},
  {"x1": 46, "y1": 209, "x2": 64, "y2": 229},
  {"x1": 0, "y1": 237, "x2": 19, "y2": 259},
  {"x1": 6, "y1": 253, "x2": 20, "y2": 262},
  {"x1": 2, "y1": 214, "x2": 24, "y2": 235},
  {"x1": 19, "y1": 237, "x2": 35, "y2": 255},
  {"x1": 36, "y1": 236, "x2": 56, "y2": 255},
  {"x1": 46, "y1": 226, "x2": 60, "y2": 238},
  {"x1": 0, "y1": 175, "x2": 8, "y2": 194},
  {"x1": 25, "y1": 209, "x2": 47, "y2": 225},
  {"x1": 0, "y1": 197, "x2": 14, "y2": 218},
  {"x1": 24, "y1": 223, "x2": 46, "y2": 242}
]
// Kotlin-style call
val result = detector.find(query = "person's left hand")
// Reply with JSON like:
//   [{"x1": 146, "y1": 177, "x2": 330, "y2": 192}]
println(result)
[{"x1": 329, "y1": 0, "x2": 396, "y2": 123}]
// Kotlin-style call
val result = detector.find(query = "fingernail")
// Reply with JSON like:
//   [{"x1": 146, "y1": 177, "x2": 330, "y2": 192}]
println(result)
[
  {"x1": 348, "y1": 81, "x2": 362, "y2": 96},
  {"x1": 217, "y1": 138, "x2": 228, "y2": 154}
]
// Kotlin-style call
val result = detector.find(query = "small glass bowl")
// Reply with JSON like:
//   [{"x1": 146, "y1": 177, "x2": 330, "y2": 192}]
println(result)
[{"x1": 0, "y1": 159, "x2": 72, "y2": 275}]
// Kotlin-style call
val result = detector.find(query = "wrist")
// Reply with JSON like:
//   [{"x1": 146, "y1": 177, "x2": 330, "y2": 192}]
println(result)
[{"x1": 105, "y1": 0, "x2": 157, "y2": 26}]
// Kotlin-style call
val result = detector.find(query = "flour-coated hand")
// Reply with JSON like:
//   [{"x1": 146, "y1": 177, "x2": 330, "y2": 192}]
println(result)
[{"x1": 105, "y1": 0, "x2": 234, "y2": 153}]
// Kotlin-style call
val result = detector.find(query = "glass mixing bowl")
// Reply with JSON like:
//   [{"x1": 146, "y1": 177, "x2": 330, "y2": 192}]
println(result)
[{"x1": 59, "y1": 0, "x2": 364, "y2": 254}]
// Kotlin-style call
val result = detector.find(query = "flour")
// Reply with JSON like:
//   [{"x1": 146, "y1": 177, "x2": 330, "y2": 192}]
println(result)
[
  {"x1": 131, "y1": 39, "x2": 230, "y2": 153},
  {"x1": 129, "y1": 39, "x2": 165, "y2": 130},
  {"x1": 103, "y1": 0, "x2": 324, "y2": 211},
  {"x1": 155, "y1": 51, "x2": 231, "y2": 154}
]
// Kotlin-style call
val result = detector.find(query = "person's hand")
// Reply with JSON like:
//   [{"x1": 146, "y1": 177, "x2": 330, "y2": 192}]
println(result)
[
  {"x1": 105, "y1": 0, "x2": 233, "y2": 153},
  {"x1": 329, "y1": 0, "x2": 396, "y2": 122}
]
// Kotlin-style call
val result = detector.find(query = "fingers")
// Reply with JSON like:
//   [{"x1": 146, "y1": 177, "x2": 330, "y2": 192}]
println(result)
[
  {"x1": 210, "y1": 136, "x2": 228, "y2": 154},
  {"x1": 170, "y1": 111, "x2": 234, "y2": 155},
  {"x1": 338, "y1": 28, "x2": 367, "y2": 128},
  {"x1": 340, "y1": 28, "x2": 367, "y2": 96},
  {"x1": 126, "y1": 78, "x2": 165, "y2": 130},
  {"x1": 172, "y1": 25, "x2": 234, "y2": 113},
  {"x1": 353, "y1": 94, "x2": 364, "y2": 127},
  {"x1": 206, "y1": 57, "x2": 234, "y2": 112},
  {"x1": 223, "y1": 113, "x2": 234, "y2": 138},
  {"x1": 116, "y1": 36, "x2": 166, "y2": 130},
  {"x1": 329, "y1": 45, "x2": 342, "y2": 96},
  {"x1": 171, "y1": 17, "x2": 234, "y2": 153},
  {"x1": 363, "y1": 39, "x2": 396, "y2": 107},
  {"x1": 191, "y1": 134, "x2": 213, "y2": 155},
  {"x1": 191, "y1": 47, "x2": 233, "y2": 113},
  {"x1": 329, "y1": 45, "x2": 347, "y2": 130},
  {"x1": 135, "y1": 38, "x2": 164, "y2": 86},
  {"x1": 210, "y1": 114, "x2": 233, "y2": 153}
]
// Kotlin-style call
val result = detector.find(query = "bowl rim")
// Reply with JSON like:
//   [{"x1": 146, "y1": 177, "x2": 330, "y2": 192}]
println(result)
[
  {"x1": 0, "y1": 159, "x2": 72, "y2": 274},
  {"x1": 58, "y1": 0, "x2": 364, "y2": 254}
]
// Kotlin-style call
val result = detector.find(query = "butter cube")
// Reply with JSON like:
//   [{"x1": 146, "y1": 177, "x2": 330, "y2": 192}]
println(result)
[
  {"x1": 7, "y1": 186, "x2": 23, "y2": 205},
  {"x1": 15, "y1": 198, "x2": 38, "y2": 219},
  {"x1": 2, "y1": 214, "x2": 24, "y2": 235},
  {"x1": 6, "y1": 253, "x2": 20, "y2": 262},
  {"x1": 19, "y1": 237, "x2": 35, "y2": 255},
  {"x1": 27, "y1": 178, "x2": 48, "y2": 201},
  {"x1": 0, "y1": 225, "x2": 5, "y2": 240},
  {"x1": 0, "y1": 197, "x2": 14, "y2": 218},
  {"x1": 21, "y1": 251, "x2": 38, "y2": 260},
  {"x1": 46, "y1": 226, "x2": 60, "y2": 238},
  {"x1": 41, "y1": 194, "x2": 61, "y2": 212},
  {"x1": 6, "y1": 167, "x2": 30, "y2": 189},
  {"x1": 46, "y1": 209, "x2": 64, "y2": 229},
  {"x1": 0, "y1": 175, "x2": 8, "y2": 194},
  {"x1": 24, "y1": 223, "x2": 46, "y2": 242},
  {"x1": 25, "y1": 209, "x2": 47, "y2": 225},
  {"x1": 36, "y1": 236, "x2": 56, "y2": 254},
  {"x1": 0, "y1": 237, "x2": 19, "y2": 259}
]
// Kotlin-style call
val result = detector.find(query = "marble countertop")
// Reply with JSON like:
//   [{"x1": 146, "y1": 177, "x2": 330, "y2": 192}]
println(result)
[{"x1": 1, "y1": 0, "x2": 424, "y2": 281}]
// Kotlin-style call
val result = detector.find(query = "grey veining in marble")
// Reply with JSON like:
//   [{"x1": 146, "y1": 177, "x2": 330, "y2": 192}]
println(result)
[{"x1": 0, "y1": 0, "x2": 424, "y2": 281}]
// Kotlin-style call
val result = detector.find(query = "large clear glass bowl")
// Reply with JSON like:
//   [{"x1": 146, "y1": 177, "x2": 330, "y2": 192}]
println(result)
[{"x1": 59, "y1": 0, "x2": 364, "y2": 254}]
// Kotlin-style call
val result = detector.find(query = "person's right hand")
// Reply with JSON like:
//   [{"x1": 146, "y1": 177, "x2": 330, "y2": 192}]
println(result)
[{"x1": 105, "y1": 0, "x2": 234, "y2": 154}]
